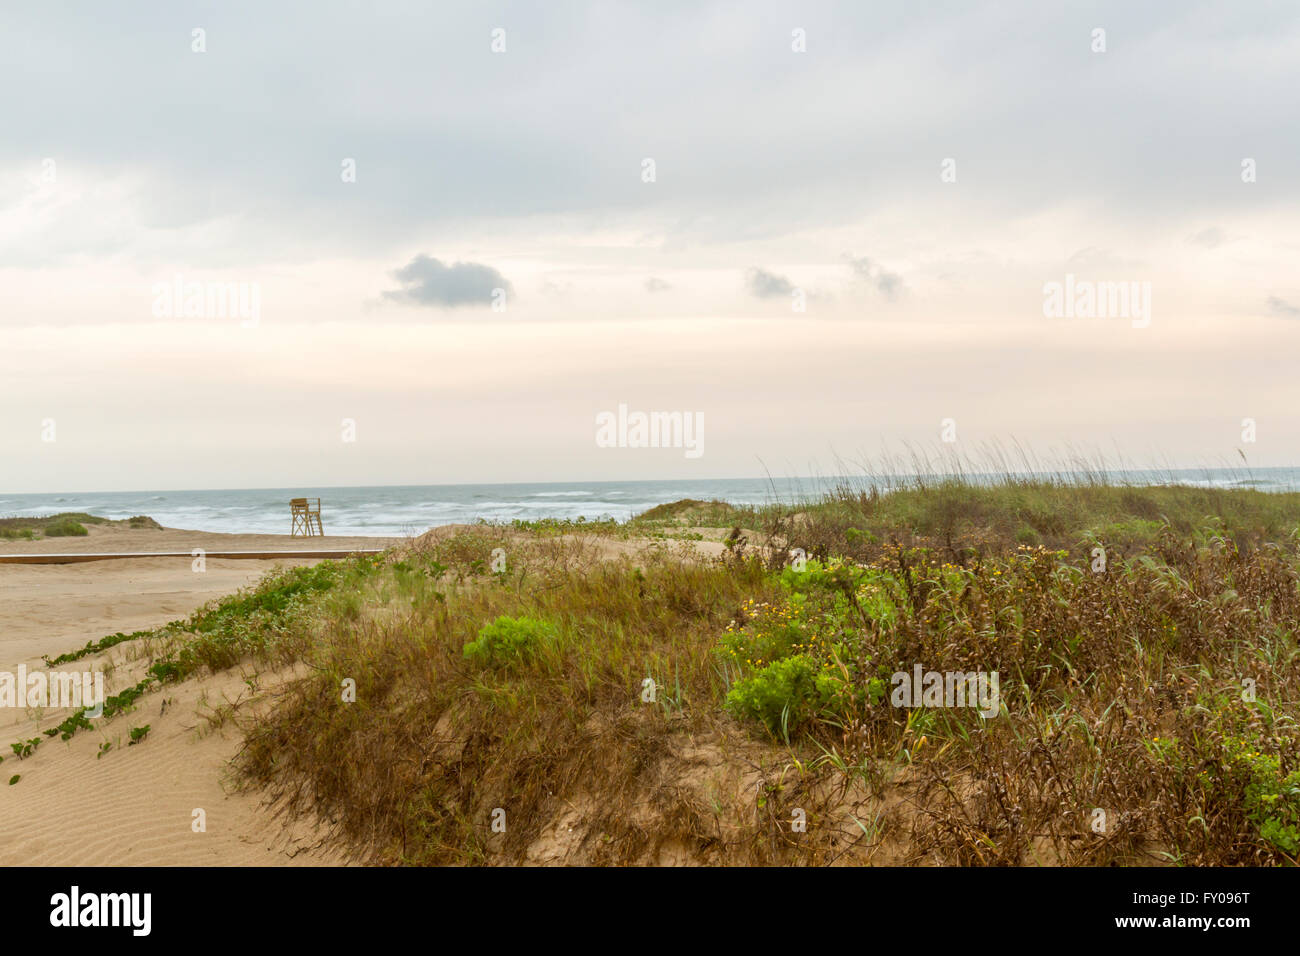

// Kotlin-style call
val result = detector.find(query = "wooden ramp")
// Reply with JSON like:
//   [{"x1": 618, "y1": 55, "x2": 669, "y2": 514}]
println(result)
[{"x1": 0, "y1": 549, "x2": 386, "y2": 565}]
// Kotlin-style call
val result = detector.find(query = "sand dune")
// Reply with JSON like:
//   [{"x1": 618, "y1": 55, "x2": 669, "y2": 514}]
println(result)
[
  {"x1": 0, "y1": 665, "x2": 349, "y2": 866},
  {"x1": 0, "y1": 524, "x2": 395, "y2": 866},
  {"x1": 0, "y1": 522, "x2": 742, "y2": 866}
]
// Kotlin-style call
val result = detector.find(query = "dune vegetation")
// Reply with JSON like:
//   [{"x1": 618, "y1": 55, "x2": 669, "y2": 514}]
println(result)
[{"x1": 15, "y1": 473, "x2": 1300, "y2": 866}]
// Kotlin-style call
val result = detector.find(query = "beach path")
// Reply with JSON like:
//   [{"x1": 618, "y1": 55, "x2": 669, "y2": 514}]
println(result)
[
  {"x1": 0, "y1": 523, "x2": 398, "y2": 866},
  {"x1": 0, "y1": 524, "x2": 401, "y2": 664}
]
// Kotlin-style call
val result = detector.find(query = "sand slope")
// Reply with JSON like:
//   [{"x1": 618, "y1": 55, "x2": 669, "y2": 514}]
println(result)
[
  {"x1": 0, "y1": 667, "x2": 348, "y2": 866},
  {"x1": 0, "y1": 524, "x2": 394, "y2": 866}
]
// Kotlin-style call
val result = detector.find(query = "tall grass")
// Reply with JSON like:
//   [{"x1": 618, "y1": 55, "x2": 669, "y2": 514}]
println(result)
[{"x1": 235, "y1": 531, "x2": 791, "y2": 864}]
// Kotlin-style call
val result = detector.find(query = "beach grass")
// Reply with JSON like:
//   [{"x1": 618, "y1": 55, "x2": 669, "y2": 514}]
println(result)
[
  {"x1": 0, "y1": 512, "x2": 160, "y2": 540},
  {"x1": 42, "y1": 518, "x2": 89, "y2": 537}
]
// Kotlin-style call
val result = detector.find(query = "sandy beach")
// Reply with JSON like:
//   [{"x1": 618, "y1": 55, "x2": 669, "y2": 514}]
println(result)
[
  {"x1": 0, "y1": 523, "x2": 401, "y2": 664},
  {"x1": 0, "y1": 523, "x2": 399, "y2": 866}
]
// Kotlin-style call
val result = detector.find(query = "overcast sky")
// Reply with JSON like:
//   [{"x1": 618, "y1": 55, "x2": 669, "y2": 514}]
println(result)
[{"x1": 3, "y1": 1, "x2": 1299, "y2": 492}]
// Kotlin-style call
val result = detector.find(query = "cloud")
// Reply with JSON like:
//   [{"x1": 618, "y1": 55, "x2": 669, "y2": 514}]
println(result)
[
  {"x1": 381, "y1": 255, "x2": 513, "y2": 308},
  {"x1": 644, "y1": 277, "x2": 671, "y2": 293},
  {"x1": 0, "y1": 2, "x2": 1297, "y2": 270},
  {"x1": 1268, "y1": 296, "x2": 1300, "y2": 317},
  {"x1": 1189, "y1": 226, "x2": 1227, "y2": 249},
  {"x1": 746, "y1": 267, "x2": 796, "y2": 299},
  {"x1": 875, "y1": 271, "x2": 904, "y2": 300},
  {"x1": 846, "y1": 255, "x2": 904, "y2": 301}
]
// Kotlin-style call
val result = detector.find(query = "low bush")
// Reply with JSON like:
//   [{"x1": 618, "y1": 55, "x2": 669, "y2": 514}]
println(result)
[
  {"x1": 463, "y1": 615, "x2": 557, "y2": 667},
  {"x1": 43, "y1": 518, "x2": 88, "y2": 537}
]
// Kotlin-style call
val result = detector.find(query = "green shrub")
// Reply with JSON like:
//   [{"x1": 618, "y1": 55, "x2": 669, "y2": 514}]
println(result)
[
  {"x1": 44, "y1": 518, "x2": 88, "y2": 537},
  {"x1": 719, "y1": 593, "x2": 816, "y2": 668},
  {"x1": 718, "y1": 559, "x2": 899, "y2": 736},
  {"x1": 1226, "y1": 738, "x2": 1300, "y2": 855},
  {"x1": 463, "y1": 615, "x2": 557, "y2": 667},
  {"x1": 725, "y1": 654, "x2": 848, "y2": 736}
]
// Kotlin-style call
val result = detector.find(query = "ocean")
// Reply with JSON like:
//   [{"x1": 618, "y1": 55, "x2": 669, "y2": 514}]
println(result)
[{"x1": 1, "y1": 469, "x2": 1297, "y2": 537}]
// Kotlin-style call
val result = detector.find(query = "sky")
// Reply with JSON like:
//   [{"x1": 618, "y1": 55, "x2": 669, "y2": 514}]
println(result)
[{"x1": 3, "y1": 1, "x2": 1299, "y2": 492}]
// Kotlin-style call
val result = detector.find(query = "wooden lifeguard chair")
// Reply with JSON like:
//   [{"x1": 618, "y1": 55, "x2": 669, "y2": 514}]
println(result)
[{"x1": 290, "y1": 497, "x2": 324, "y2": 537}]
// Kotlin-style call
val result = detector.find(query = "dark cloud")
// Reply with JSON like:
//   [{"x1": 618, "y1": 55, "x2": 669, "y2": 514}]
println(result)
[
  {"x1": 382, "y1": 255, "x2": 513, "y2": 308},
  {"x1": 875, "y1": 271, "x2": 904, "y2": 300},
  {"x1": 846, "y1": 255, "x2": 904, "y2": 301},
  {"x1": 1268, "y1": 296, "x2": 1300, "y2": 317},
  {"x1": 1190, "y1": 227, "x2": 1227, "y2": 249},
  {"x1": 746, "y1": 267, "x2": 796, "y2": 299}
]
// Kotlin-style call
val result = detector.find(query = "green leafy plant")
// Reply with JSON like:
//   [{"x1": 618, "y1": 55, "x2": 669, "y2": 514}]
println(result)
[
  {"x1": 725, "y1": 654, "x2": 846, "y2": 736},
  {"x1": 463, "y1": 615, "x2": 557, "y2": 667},
  {"x1": 9, "y1": 738, "x2": 41, "y2": 759},
  {"x1": 44, "y1": 627, "x2": 160, "y2": 666},
  {"x1": 1225, "y1": 737, "x2": 1300, "y2": 855}
]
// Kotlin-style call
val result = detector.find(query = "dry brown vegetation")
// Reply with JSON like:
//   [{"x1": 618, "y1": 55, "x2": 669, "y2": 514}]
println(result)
[{"x1": 229, "y1": 482, "x2": 1298, "y2": 866}]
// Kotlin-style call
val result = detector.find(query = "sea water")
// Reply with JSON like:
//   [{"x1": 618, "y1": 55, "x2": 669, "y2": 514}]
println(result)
[{"x1": 1, "y1": 469, "x2": 1296, "y2": 537}]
